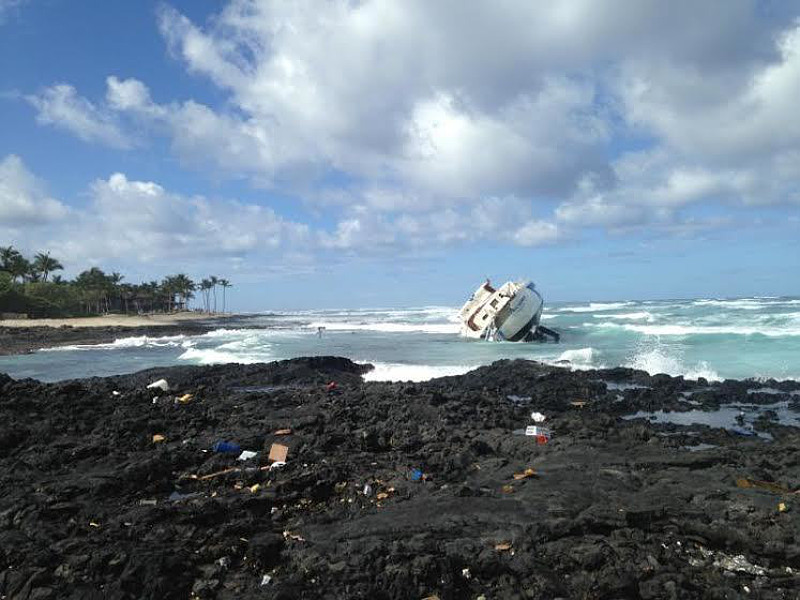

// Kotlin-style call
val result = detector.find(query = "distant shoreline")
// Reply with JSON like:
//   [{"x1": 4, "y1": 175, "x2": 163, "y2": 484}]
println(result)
[
  {"x1": 0, "y1": 313, "x2": 240, "y2": 356},
  {"x1": 0, "y1": 312, "x2": 232, "y2": 329}
]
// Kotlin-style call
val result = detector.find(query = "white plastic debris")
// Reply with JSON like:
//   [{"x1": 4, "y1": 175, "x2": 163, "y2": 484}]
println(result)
[
  {"x1": 260, "y1": 574, "x2": 272, "y2": 586},
  {"x1": 237, "y1": 450, "x2": 258, "y2": 461},
  {"x1": 530, "y1": 411, "x2": 546, "y2": 423},
  {"x1": 112, "y1": 390, "x2": 121, "y2": 397},
  {"x1": 363, "y1": 483, "x2": 373, "y2": 497},
  {"x1": 146, "y1": 378, "x2": 169, "y2": 391},
  {"x1": 525, "y1": 425, "x2": 552, "y2": 437},
  {"x1": 462, "y1": 567, "x2": 471, "y2": 579},
  {"x1": 269, "y1": 461, "x2": 287, "y2": 470}
]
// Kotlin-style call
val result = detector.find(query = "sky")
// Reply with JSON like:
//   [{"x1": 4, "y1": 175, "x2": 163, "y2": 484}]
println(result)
[{"x1": 1, "y1": 0, "x2": 799, "y2": 311}]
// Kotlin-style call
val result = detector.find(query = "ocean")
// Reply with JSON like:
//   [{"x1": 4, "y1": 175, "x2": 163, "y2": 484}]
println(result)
[{"x1": 2, "y1": 296, "x2": 800, "y2": 383}]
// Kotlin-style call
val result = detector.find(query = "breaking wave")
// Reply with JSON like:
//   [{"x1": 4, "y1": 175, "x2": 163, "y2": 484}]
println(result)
[
  {"x1": 596, "y1": 323, "x2": 800, "y2": 337},
  {"x1": 596, "y1": 311, "x2": 655, "y2": 322},
  {"x1": 626, "y1": 346, "x2": 721, "y2": 381},
  {"x1": 553, "y1": 302, "x2": 634, "y2": 313},
  {"x1": 361, "y1": 362, "x2": 477, "y2": 382},
  {"x1": 41, "y1": 334, "x2": 190, "y2": 351},
  {"x1": 306, "y1": 321, "x2": 459, "y2": 334},
  {"x1": 177, "y1": 346, "x2": 263, "y2": 365}
]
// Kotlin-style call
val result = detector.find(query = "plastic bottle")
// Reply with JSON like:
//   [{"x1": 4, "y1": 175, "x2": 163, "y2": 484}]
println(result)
[{"x1": 212, "y1": 441, "x2": 241, "y2": 454}]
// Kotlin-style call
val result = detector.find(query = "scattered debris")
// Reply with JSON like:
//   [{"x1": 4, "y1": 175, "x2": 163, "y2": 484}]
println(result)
[
  {"x1": 778, "y1": 502, "x2": 789, "y2": 512},
  {"x1": 89, "y1": 521, "x2": 100, "y2": 528},
  {"x1": 524, "y1": 425, "x2": 552, "y2": 443},
  {"x1": 212, "y1": 440, "x2": 241, "y2": 454},
  {"x1": 146, "y1": 379, "x2": 169, "y2": 391},
  {"x1": 237, "y1": 450, "x2": 258, "y2": 461},
  {"x1": 268, "y1": 443, "x2": 289, "y2": 463},
  {"x1": 713, "y1": 553, "x2": 767, "y2": 576},
  {"x1": 176, "y1": 393, "x2": 193, "y2": 404},
  {"x1": 152, "y1": 434, "x2": 165, "y2": 443},
  {"x1": 495, "y1": 542, "x2": 513, "y2": 552},
  {"x1": 736, "y1": 477, "x2": 796, "y2": 495},
  {"x1": 501, "y1": 485, "x2": 515, "y2": 494},
  {"x1": 362, "y1": 483, "x2": 373, "y2": 497},
  {"x1": 274, "y1": 428, "x2": 292, "y2": 435},
  {"x1": 513, "y1": 468, "x2": 537, "y2": 480},
  {"x1": 283, "y1": 531, "x2": 305, "y2": 542},
  {"x1": 138, "y1": 499, "x2": 157, "y2": 507},
  {"x1": 260, "y1": 574, "x2": 272, "y2": 586},
  {"x1": 507, "y1": 394, "x2": 532, "y2": 404},
  {"x1": 270, "y1": 461, "x2": 287, "y2": 470},
  {"x1": 249, "y1": 483, "x2": 261, "y2": 494},
  {"x1": 326, "y1": 381, "x2": 338, "y2": 393},
  {"x1": 196, "y1": 467, "x2": 240, "y2": 481},
  {"x1": 410, "y1": 468, "x2": 425, "y2": 482},
  {"x1": 111, "y1": 390, "x2": 121, "y2": 397},
  {"x1": 530, "y1": 411, "x2": 546, "y2": 422},
  {"x1": 461, "y1": 567, "x2": 471, "y2": 579},
  {"x1": 570, "y1": 401, "x2": 587, "y2": 408}
]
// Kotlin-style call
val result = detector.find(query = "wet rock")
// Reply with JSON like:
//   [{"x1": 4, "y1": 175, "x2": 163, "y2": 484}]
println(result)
[{"x1": 0, "y1": 357, "x2": 798, "y2": 598}]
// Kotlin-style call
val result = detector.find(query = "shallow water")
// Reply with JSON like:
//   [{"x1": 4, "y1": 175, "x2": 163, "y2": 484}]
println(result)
[
  {"x1": 624, "y1": 400, "x2": 800, "y2": 438},
  {"x1": 1, "y1": 296, "x2": 800, "y2": 383}
]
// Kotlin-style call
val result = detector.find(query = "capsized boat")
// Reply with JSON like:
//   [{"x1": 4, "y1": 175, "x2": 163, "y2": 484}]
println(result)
[{"x1": 458, "y1": 279, "x2": 559, "y2": 342}]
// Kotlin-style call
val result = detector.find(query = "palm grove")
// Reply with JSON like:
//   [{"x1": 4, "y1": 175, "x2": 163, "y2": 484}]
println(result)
[{"x1": 0, "y1": 246, "x2": 231, "y2": 318}]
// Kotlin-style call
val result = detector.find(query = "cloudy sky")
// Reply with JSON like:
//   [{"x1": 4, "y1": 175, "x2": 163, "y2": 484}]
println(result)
[{"x1": 1, "y1": 0, "x2": 799, "y2": 309}]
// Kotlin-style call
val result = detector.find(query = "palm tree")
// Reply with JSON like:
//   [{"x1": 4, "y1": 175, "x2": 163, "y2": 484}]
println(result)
[
  {"x1": 6, "y1": 254, "x2": 31, "y2": 284},
  {"x1": 171, "y1": 273, "x2": 195, "y2": 311},
  {"x1": 32, "y1": 252, "x2": 64, "y2": 282},
  {"x1": 199, "y1": 278, "x2": 212, "y2": 313},
  {"x1": 0, "y1": 246, "x2": 21, "y2": 272},
  {"x1": 210, "y1": 275, "x2": 219, "y2": 313},
  {"x1": 219, "y1": 279, "x2": 232, "y2": 314}
]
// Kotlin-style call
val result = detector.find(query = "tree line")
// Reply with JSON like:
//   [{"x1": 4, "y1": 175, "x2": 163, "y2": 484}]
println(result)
[{"x1": 0, "y1": 246, "x2": 232, "y2": 318}]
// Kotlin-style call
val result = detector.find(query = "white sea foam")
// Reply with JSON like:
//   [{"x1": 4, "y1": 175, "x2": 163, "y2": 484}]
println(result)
[
  {"x1": 591, "y1": 322, "x2": 800, "y2": 337},
  {"x1": 595, "y1": 311, "x2": 655, "y2": 322},
  {"x1": 177, "y1": 346, "x2": 263, "y2": 365},
  {"x1": 361, "y1": 362, "x2": 476, "y2": 382},
  {"x1": 40, "y1": 334, "x2": 189, "y2": 352},
  {"x1": 540, "y1": 347, "x2": 605, "y2": 371},
  {"x1": 306, "y1": 321, "x2": 459, "y2": 334},
  {"x1": 553, "y1": 302, "x2": 634, "y2": 313},
  {"x1": 626, "y1": 346, "x2": 721, "y2": 381},
  {"x1": 201, "y1": 328, "x2": 255, "y2": 338}
]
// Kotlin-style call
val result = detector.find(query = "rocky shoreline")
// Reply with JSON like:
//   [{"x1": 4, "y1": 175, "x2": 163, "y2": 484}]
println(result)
[{"x1": 1, "y1": 357, "x2": 799, "y2": 599}]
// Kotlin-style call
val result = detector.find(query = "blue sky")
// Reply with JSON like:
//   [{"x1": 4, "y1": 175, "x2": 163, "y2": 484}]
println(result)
[{"x1": 1, "y1": 0, "x2": 799, "y2": 310}]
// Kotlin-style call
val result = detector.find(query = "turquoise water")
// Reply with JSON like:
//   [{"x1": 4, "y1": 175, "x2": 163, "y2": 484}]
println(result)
[{"x1": 1, "y1": 297, "x2": 799, "y2": 382}]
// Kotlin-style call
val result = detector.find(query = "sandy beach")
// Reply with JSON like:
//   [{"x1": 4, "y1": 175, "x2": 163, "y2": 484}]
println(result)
[
  {"x1": 0, "y1": 357, "x2": 798, "y2": 598},
  {"x1": 0, "y1": 312, "x2": 228, "y2": 328}
]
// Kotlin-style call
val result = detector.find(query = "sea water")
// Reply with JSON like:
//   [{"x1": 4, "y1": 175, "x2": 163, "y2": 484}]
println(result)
[{"x1": 2, "y1": 296, "x2": 800, "y2": 383}]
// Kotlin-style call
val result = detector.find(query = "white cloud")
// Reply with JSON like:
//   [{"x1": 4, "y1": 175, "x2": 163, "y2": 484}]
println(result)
[
  {"x1": 1, "y1": 156, "x2": 312, "y2": 273},
  {"x1": 27, "y1": 84, "x2": 132, "y2": 149},
  {"x1": 0, "y1": 154, "x2": 69, "y2": 227},
  {"x1": 22, "y1": 1, "x2": 800, "y2": 251}
]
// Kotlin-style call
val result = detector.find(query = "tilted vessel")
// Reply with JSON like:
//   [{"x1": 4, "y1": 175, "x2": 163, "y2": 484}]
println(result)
[{"x1": 458, "y1": 279, "x2": 558, "y2": 342}]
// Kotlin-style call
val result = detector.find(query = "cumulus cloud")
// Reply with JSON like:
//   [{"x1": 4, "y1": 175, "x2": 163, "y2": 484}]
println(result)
[
  {"x1": 0, "y1": 155, "x2": 312, "y2": 273},
  {"x1": 0, "y1": 154, "x2": 69, "y2": 227},
  {"x1": 27, "y1": 84, "x2": 132, "y2": 149},
  {"x1": 22, "y1": 1, "x2": 800, "y2": 251}
]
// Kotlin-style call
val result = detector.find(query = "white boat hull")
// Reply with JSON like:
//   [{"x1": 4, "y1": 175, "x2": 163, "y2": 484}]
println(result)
[{"x1": 459, "y1": 280, "x2": 544, "y2": 341}]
